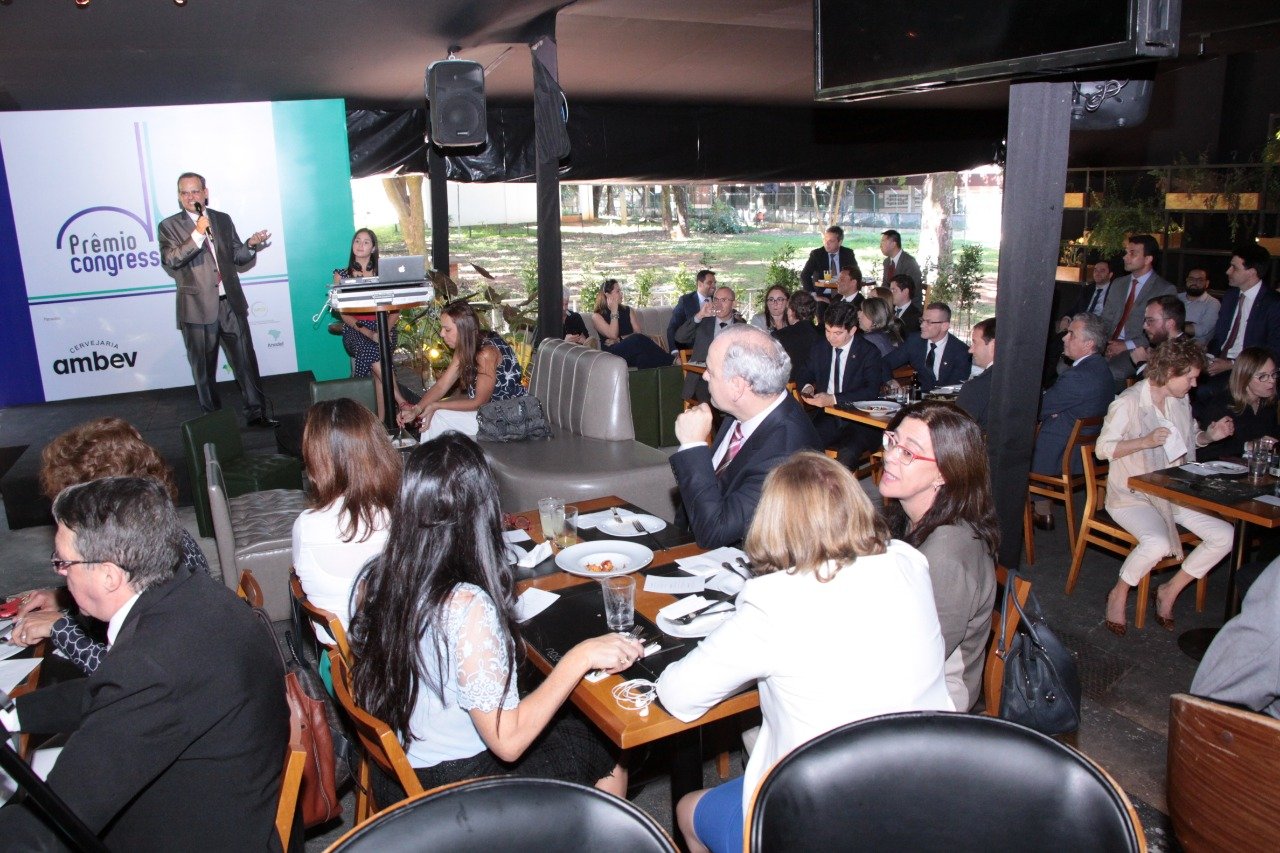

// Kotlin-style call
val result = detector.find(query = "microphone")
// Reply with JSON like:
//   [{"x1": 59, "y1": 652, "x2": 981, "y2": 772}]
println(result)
[{"x1": 193, "y1": 202, "x2": 213, "y2": 239}]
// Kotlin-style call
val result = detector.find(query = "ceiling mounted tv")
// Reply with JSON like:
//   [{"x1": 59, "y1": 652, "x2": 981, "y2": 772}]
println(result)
[{"x1": 815, "y1": 0, "x2": 1180, "y2": 102}]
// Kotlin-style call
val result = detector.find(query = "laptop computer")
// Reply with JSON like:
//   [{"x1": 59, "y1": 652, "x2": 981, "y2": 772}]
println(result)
[{"x1": 340, "y1": 255, "x2": 426, "y2": 285}]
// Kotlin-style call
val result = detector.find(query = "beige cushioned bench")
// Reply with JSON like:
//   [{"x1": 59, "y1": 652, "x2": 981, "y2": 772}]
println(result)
[{"x1": 482, "y1": 339, "x2": 678, "y2": 520}]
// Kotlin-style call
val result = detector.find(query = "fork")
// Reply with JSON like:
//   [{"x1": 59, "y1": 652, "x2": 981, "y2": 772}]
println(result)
[
  {"x1": 675, "y1": 601, "x2": 734, "y2": 625},
  {"x1": 722, "y1": 561, "x2": 751, "y2": 580}
]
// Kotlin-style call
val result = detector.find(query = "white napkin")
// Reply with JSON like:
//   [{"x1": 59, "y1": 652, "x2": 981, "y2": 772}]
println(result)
[
  {"x1": 503, "y1": 529, "x2": 532, "y2": 544},
  {"x1": 1257, "y1": 495, "x2": 1280, "y2": 507},
  {"x1": 657, "y1": 595, "x2": 714, "y2": 621},
  {"x1": 644, "y1": 574, "x2": 705, "y2": 595},
  {"x1": 1162, "y1": 428, "x2": 1188, "y2": 463},
  {"x1": 674, "y1": 546, "x2": 749, "y2": 577},
  {"x1": 517, "y1": 541, "x2": 554, "y2": 568},
  {"x1": 706, "y1": 571, "x2": 746, "y2": 596},
  {"x1": 515, "y1": 587, "x2": 559, "y2": 623}
]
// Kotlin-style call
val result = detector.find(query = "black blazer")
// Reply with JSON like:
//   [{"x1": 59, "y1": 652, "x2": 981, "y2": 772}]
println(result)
[
  {"x1": 676, "y1": 314, "x2": 746, "y2": 399},
  {"x1": 1208, "y1": 284, "x2": 1280, "y2": 362},
  {"x1": 773, "y1": 321, "x2": 822, "y2": 384},
  {"x1": 671, "y1": 395, "x2": 823, "y2": 548},
  {"x1": 666, "y1": 290, "x2": 704, "y2": 351},
  {"x1": 956, "y1": 366, "x2": 993, "y2": 429},
  {"x1": 2, "y1": 570, "x2": 289, "y2": 851},
  {"x1": 800, "y1": 246, "x2": 860, "y2": 295},
  {"x1": 883, "y1": 332, "x2": 971, "y2": 392},
  {"x1": 1032, "y1": 352, "x2": 1114, "y2": 475},
  {"x1": 893, "y1": 302, "x2": 923, "y2": 337},
  {"x1": 797, "y1": 333, "x2": 884, "y2": 405}
]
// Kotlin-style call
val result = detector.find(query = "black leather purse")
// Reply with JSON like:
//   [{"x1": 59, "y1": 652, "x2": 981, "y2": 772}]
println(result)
[
  {"x1": 998, "y1": 574, "x2": 1082, "y2": 736},
  {"x1": 476, "y1": 395, "x2": 552, "y2": 442}
]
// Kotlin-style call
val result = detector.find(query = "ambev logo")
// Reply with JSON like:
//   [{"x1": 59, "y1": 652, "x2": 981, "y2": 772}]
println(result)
[{"x1": 53, "y1": 339, "x2": 139, "y2": 375}]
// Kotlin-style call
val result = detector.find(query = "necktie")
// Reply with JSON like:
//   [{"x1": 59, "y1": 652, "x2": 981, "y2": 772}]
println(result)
[
  {"x1": 1221, "y1": 299, "x2": 1244, "y2": 355},
  {"x1": 828, "y1": 347, "x2": 844, "y2": 395},
  {"x1": 718, "y1": 321, "x2": 727, "y2": 331},
  {"x1": 886, "y1": 258, "x2": 896, "y2": 282},
  {"x1": 1087, "y1": 286, "x2": 1103, "y2": 314},
  {"x1": 830, "y1": 252, "x2": 839, "y2": 274},
  {"x1": 716, "y1": 423, "x2": 745, "y2": 475},
  {"x1": 1111, "y1": 280, "x2": 1138, "y2": 340},
  {"x1": 926, "y1": 342, "x2": 937, "y2": 377}
]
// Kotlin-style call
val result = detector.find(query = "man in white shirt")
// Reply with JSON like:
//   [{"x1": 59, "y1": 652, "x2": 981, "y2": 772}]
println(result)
[
  {"x1": 669, "y1": 325, "x2": 822, "y2": 547},
  {"x1": 1178, "y1": 268, "x2": 1219, "y2": 346},
  {"x1": 1207, "y1": 245, "x2": 1280, "y2": 377}
]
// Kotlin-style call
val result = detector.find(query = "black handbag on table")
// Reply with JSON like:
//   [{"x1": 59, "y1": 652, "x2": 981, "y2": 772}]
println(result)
[
  {"x1": 997, "y1": 573, "x2": 1082, "y2": 736},
  {"x1": 476, "y1": 395, "x2": 552, "y2": 442}
]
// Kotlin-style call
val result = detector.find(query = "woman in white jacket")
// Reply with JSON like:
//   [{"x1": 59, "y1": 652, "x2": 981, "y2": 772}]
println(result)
[
  {"x1": 656, "y1": 452, "x2": 951, "y2": 853},
  {"x1": 1097, "y1": 337, "x2": 1234, "y2": 635}
]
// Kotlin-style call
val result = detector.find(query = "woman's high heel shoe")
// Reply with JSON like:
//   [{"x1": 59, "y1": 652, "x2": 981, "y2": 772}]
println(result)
[
  {"x1": 1152, "y1": 587, "x2": 1175, "y2": 632},
  {"x1": 1105, "y1": 592, "x2": 1127, "y2": 636}
]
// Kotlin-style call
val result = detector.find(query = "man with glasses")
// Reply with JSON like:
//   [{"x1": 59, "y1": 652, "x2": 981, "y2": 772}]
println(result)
[
  {"x1": 884, "y1": 302, "x2": 972, "y2": 393},
  {"x1": 1115, "y1": 295, "x2": 1187, "y2": 387},
  {"x1": 1178, "y1": 268, "x2": 1219, "y2": 346},
  {"x1": 0, "y1": 477, "x2": 287, "y2": 849},
  {"x1": 675, "y1": 285, "x2": 746, "y2": 402}
]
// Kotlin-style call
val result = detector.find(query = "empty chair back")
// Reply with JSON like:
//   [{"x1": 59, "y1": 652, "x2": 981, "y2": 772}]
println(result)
[
  {"x1": 327, "y1": 777, "x2": 677, "y2": 853},
  {"x1": 1168, "y1": 693, "x2": 1280, "y2": 852},
  {"x1": 310, "y1": 378, "x2": 378, "y2": 413},
  {"x1": 748, "y1": 712, "x2": 1144, "y2": 852}
]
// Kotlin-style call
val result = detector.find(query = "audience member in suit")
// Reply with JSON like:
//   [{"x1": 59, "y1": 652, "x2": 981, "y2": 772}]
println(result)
[
  {"x1": 800, "y1": 225, "x2": 860, "y2": 302},
  {"x1": 1179, "y1": 268, "x2": 1220, "y2": 347},
  {"x1": 1067, "y1": 258, "x2": 1118, "y2": 321},
  {"x1": 856, "y1": 296, "x2": 902, "y2": 357},
  {"x1": 957, "y1": 317, "x2": 996, "y2": 430},
  {"x1": 1115, "y1": 294, "x2": 1187, "y2": 387},
  {"x1": 1100, "y1": 234, "x2": 1176, "y2": 382},
  {"x1": 670, "y1": 325, "x2": 823, "y2": 548},
  {"x1": 676, "y1": 286, "x2": 747, "y2": 402},
  {"x1": 884, "y1": 302, "x2": 972, "y2": 393},
  {"x1": 1029, "y1": 314, "x2": 1115, "y2": 528},
  {"x1": 0, "y1": 477, "x2": 288, "y2": 850},
  {"x1": 888, "y1": 274, "x2": 923, "y2": 337},
  {"x1": 880, "y1": 229, "x2": 923, "y2": 310},
  {"x1": 773, "y1": 290, "x2": 822, "y2": 385},
  {"x1": 1206, "y1": 244, "x2": 1280, "y2": 382},
  {"x1": 667, "y1": 269, "x2": 718, "y2": 353},
  {"x1": 797, "y1": 302, "x2": 888, "y2": 467},
  {"x1": 1194, "y1": 346, "x2": 1278, "y2": 462}
]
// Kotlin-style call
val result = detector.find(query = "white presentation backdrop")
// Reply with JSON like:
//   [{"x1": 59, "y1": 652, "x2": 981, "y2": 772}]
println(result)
[{"x1": 0, "y1": 102, "x2": 298, "y2": 401}]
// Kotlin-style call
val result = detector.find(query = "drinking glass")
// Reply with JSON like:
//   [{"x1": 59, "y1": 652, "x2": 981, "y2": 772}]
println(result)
[
  {"x1": 557, "y1": 507, "x2": 579, "y2": 548},
  {"x1": 601, "y1": 576, "x2": 636, "y2": 634},
  {"x1": 537, "y1": 497, "x2": 565, "y2": 542},
  {"x1": 1245, "y1": 440, "x2": 1268, "y2": 483}
]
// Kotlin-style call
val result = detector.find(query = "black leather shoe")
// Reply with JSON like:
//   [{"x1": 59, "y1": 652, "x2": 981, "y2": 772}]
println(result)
[
  {"x1": 1032, "y1": 512, "x2": 1055, "y2": 531},
  {"x1": 247, "y1": 415, "x2": 280, "y2": 429}
]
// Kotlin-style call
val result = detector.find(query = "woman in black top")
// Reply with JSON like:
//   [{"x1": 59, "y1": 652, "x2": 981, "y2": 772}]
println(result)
[
  {"x1": 1196, "y1": 346, "x2": 1277, "y2": 461},
  {"x1": 772, "y1": 290, "x2": 822, "y2": 384},
  {"x1": 591, "y1": 279, "x2": 673, "y2": 368}
]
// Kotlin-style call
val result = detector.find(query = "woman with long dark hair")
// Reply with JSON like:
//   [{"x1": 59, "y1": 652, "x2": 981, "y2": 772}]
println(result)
[
  {"x1": 750, "y1": 285, "x2": 792, "y2": 332},
  {"x1": 350, "y1": 433, "x2": 640, "y2": 797},
  {"x1": 293, "y1": 398, "x2": 401, "y2": 633},
  {"x1": 879, "y1": 401, "x2": 999, "y2": 712},
  {"x1": 397, "y1": 300, "x2": 526, "y2": 440},
  {"x1": 333, "y1": 228, "x2": 407, "y2": 420},
  {"x1": 1194, "y1": 346, "x2": 1277, "y2": 462},
  {"x1": 591, "y1": 279, "x2": 674, "y2": 368}
]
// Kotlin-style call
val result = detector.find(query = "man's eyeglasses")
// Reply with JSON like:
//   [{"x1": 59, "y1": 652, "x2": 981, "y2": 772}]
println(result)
[
  {"x1": 921, "y1": 319, "x2": 947, "y2": 326},
  {"x1": 50, "y1": 552, "x2": 94, "y2": 574},
  {"x1": 882, "y1": 432, "x2": 937, "y2": 466}
]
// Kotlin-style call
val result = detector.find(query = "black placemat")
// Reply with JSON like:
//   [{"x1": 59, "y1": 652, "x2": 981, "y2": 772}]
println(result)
[
  {"x1": 572, "y1": 502, "x2": 695, "y2": 552},
  {"x1": 1160, "y1": 468, "x2": 1273, "y2": 503}
]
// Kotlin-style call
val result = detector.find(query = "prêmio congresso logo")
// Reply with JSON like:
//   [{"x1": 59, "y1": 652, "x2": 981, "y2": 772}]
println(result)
[{"x1": 55, "y1": 207, "x2": 160, "y2": 277}]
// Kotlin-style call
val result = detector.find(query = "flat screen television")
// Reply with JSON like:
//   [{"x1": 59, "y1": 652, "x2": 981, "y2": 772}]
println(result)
[{"x1": 815, "y1": 0, "x2": 1180, "y2": 102}]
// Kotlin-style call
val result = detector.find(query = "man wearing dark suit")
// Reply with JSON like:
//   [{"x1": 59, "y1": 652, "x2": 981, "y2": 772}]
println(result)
[
  {"x1": 1100, "y1": 235, "x2": 1176, "y2": 383},
  {"x1": 1125, "y1": 295, "x2": 1186, "y2": 383},
  {"x1": 880, "y1": 229, "x2": 923, "y2": 308},
  {"x1": 1206, "y1": 244, "x2": 1280, "y2": 379},
  {"x1": 957, "y1": 317, "x2": 996, "y2": 430},
  {"x1": 666, "y1": 269, "x2": 717, "y2": 352},
  {"x1": 797, "y1": 302, "x2": 885, "y2": 466},
  {"x1": 1029, "y1": 314, "x2": 1116, "y2": 527},
  {"x1": 675, "y1": 285, "x2": 746, "y2": 401},
  {"x1": 888, "y1": 274, "x2": 922, "y2": 337},
  {"x1": 0, "y1": 477, "x2": 287, "y2": 850},
  {"x1": 1067, "y1": 258, "x2": 1117, "y2": 320},
  {"x1": 884, "y1": 302, "x2": 971, "y2": 393},
  {"x1": 670, "y1": 325, "x2": 822, "y2": 548},
  {"x1": 159, "y1": 172, "x2": 278, "y2": 427},
  {"x1": 800, "y1": 226, "x2": 860, "y2": 302}
]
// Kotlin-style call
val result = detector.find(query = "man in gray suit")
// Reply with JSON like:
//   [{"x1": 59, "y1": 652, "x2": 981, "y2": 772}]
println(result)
[
  {"x1": 880, "y1": 229, "x2": 922, "y2": 309},
  {"x1": 158, "y1": 172, "x2": 277, "y2": 427},
  {"x1": 1099, "y1": 234, "x2": 1176, "y2": 383}
]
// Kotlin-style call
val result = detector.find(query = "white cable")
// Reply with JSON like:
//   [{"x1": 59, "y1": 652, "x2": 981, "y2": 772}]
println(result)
[{"x1": 612, "y1": 679, "x2": 658, "y2": 717}]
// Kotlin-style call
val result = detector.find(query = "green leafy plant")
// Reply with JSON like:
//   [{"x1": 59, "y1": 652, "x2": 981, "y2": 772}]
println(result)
[
  {"x1": 765, "y1": 243, "x2": 801, "y2": 291},
  {"x1": 1084, "y1": 179, "x2": 1166, "y2": 258},
  {"x1": 930, "y1": 243, "x2": 983, "y2": 328},
  {"x1": 694, "y1": 200, "x2": 746, "y2": 234},
  {"x1": 633, "y1": 268, "x2": 659, "y2": 307},
  {"x1": 518, "y1": 258, "x2": 538, "y2": 301},
  {"x1": 672, "y1": 263, "x2": 696, "y2": 297}
]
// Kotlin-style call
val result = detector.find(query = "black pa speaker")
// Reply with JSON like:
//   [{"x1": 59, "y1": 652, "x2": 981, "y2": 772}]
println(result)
[{"x1": 427, "y1": 59, "x2": 487, "y2": 146}]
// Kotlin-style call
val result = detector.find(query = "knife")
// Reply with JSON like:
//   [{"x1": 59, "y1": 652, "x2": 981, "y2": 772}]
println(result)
[{"x1": 674, "y1": 601, "x2": 735, "y2": 625}]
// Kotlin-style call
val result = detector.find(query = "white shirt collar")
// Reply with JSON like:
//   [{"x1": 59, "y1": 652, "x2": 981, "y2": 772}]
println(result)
[
  {"x1": 710, "y1": 392, "x2": 788, "y2": 467},
  {"x1": 107, "y1": 591, "x2": 143, "y2": 649}
]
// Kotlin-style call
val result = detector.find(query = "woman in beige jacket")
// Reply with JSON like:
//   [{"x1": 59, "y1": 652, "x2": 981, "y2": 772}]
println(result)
[{"x1": 1097, "y1": 338, "x2": 1234, "y2": 635}]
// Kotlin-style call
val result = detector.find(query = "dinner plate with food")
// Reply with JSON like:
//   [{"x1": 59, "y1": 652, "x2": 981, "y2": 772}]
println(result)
[
  {"x1": 853, "y1": 400, "x2": 903, "y2": 417},
  {"x1": 555, "y1": 540, "x2": 654, "y2": 578}
]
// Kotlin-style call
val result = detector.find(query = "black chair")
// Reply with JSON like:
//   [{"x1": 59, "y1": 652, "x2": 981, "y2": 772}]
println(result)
[
  {"x1": 748, "y1": 712, "x2": 1145, "y2": 853},
  {"x1": 328, "y1": 777, "x2": 677, "y2": 853}
]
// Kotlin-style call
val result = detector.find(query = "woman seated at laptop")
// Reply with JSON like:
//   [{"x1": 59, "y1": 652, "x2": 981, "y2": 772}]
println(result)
[
  {"x1": 657, "y1": 452, "x2": 951, "y2": 853},
  {"x1": 332, "y1": 228, "x2": 407, "y2": 421}
]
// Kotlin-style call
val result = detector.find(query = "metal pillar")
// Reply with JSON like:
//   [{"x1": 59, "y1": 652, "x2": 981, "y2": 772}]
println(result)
[{"x1": 531, "y1": 29, "x2": 565, "y2": 342}]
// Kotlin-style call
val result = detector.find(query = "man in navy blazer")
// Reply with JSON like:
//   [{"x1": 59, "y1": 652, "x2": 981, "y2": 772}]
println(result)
[
  {"x1": 800, "y1": 225, "x2": 861, "y2": 300},
  {"x1": 666, "y1": 269, "x2": 717, "y2": 352},
  {"x1": 797, "y1": 301, "x2": 885, "y2": 466},
  {"x1": 0, "y1": 477, "x2": 287, "y2": 850},
  {"x1": 1206, "y1": 245, "x2": 1280, "y2": 378},
  {"x1": 670, "y1": 325, "x2": 822, "y2": 548},
  {"x1": 884, "y1": 301, "x2": 972, "y2": 392},
  {"x1": 1033, "y1": 314, "x2": 1115, "y2": 476}
]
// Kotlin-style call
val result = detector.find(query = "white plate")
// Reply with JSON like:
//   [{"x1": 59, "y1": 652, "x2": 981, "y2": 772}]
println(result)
[
  {"x1": 555, "y1": 540, "x2": 653, "y2": 578},
  {"x1": 657, "y1": 608, "x2": 735, "y2": 638},
  {"x1": 853, "y1": 400, "x2": 902, "y2": 414},
  {"x1": 932, "y1": 384, "x2": 963, "y2": 394},
  {"x1": 1203, "y1": 461, "x2": 1248, "y2": 474},
  {"x1": 598, "y1": 514, "x2": 668, "y2": 537}
]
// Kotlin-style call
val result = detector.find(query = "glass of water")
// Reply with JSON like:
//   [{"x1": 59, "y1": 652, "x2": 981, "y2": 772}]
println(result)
[
  {"x1": 601, "y1": 576, "x2": 636, "y2": 634},
  {"x1": 537, "y1": 497, "x2": 565, "y2": 542}
]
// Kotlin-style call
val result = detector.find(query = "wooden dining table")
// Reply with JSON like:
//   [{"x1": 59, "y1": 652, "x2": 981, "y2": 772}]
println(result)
[
  {"x1": 1126, "y1": 466, "x2": 1280, "y2": 659},
  {"x1": 822, "y1": 403, "x2": 893, "y2": 429},
  {"x1": 513, "y1": 495, "x2": 759, "y2": 846}
]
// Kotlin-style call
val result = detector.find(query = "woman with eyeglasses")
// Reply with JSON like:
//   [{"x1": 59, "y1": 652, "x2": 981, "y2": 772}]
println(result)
[
  {"x1": 13, "y1": 418, "x2": 215, "y2": 671},
  {"x1": 1098, "y1": 338, "x2": 1234, "y2": 635},
  {"x1": 590, "y1": 278, "x2": 673, "y2": 368},
  {"x1": 750, "y1": 285, "x2": 792, "y2": 332},
  {"x1": 657, "y1": 452, "x2": 950, "y2": 853},
  {"x1": 1193, "y1": 346, "x2": 1277, "y2": 462},
  {"x1": 878, "y1": 402, "x2": 998, "y2": 712}
]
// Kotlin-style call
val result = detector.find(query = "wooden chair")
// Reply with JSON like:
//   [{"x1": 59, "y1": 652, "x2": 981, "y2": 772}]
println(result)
[
  {"x1": 1023, "y1": 416, "x2": 1103, "y2": 566},
  {"x1": 1064, "y1": 442, "x2": 1206, "y2": 629},
  {"x1": 290, "y1": 573, "x2": 354, "y2": 669},
  {"x1": 891, "y1": 364, "x2": 916, "y2": 385},
  {"x1": 982, "y1": 566, "x2": 1032, "y2": 715},
  {"x1": 1168, "y1": 693, "x2": 1280, "y2": 852},
  {"x1": 237, "y1": 568, "x2": 265, "y2": 609},
  {"x1": 275, "y1": 711, "x2": 307, "y2": 850},
  {"x1": 329, "y1": 650, "x2": 424, "y2": 823}
]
